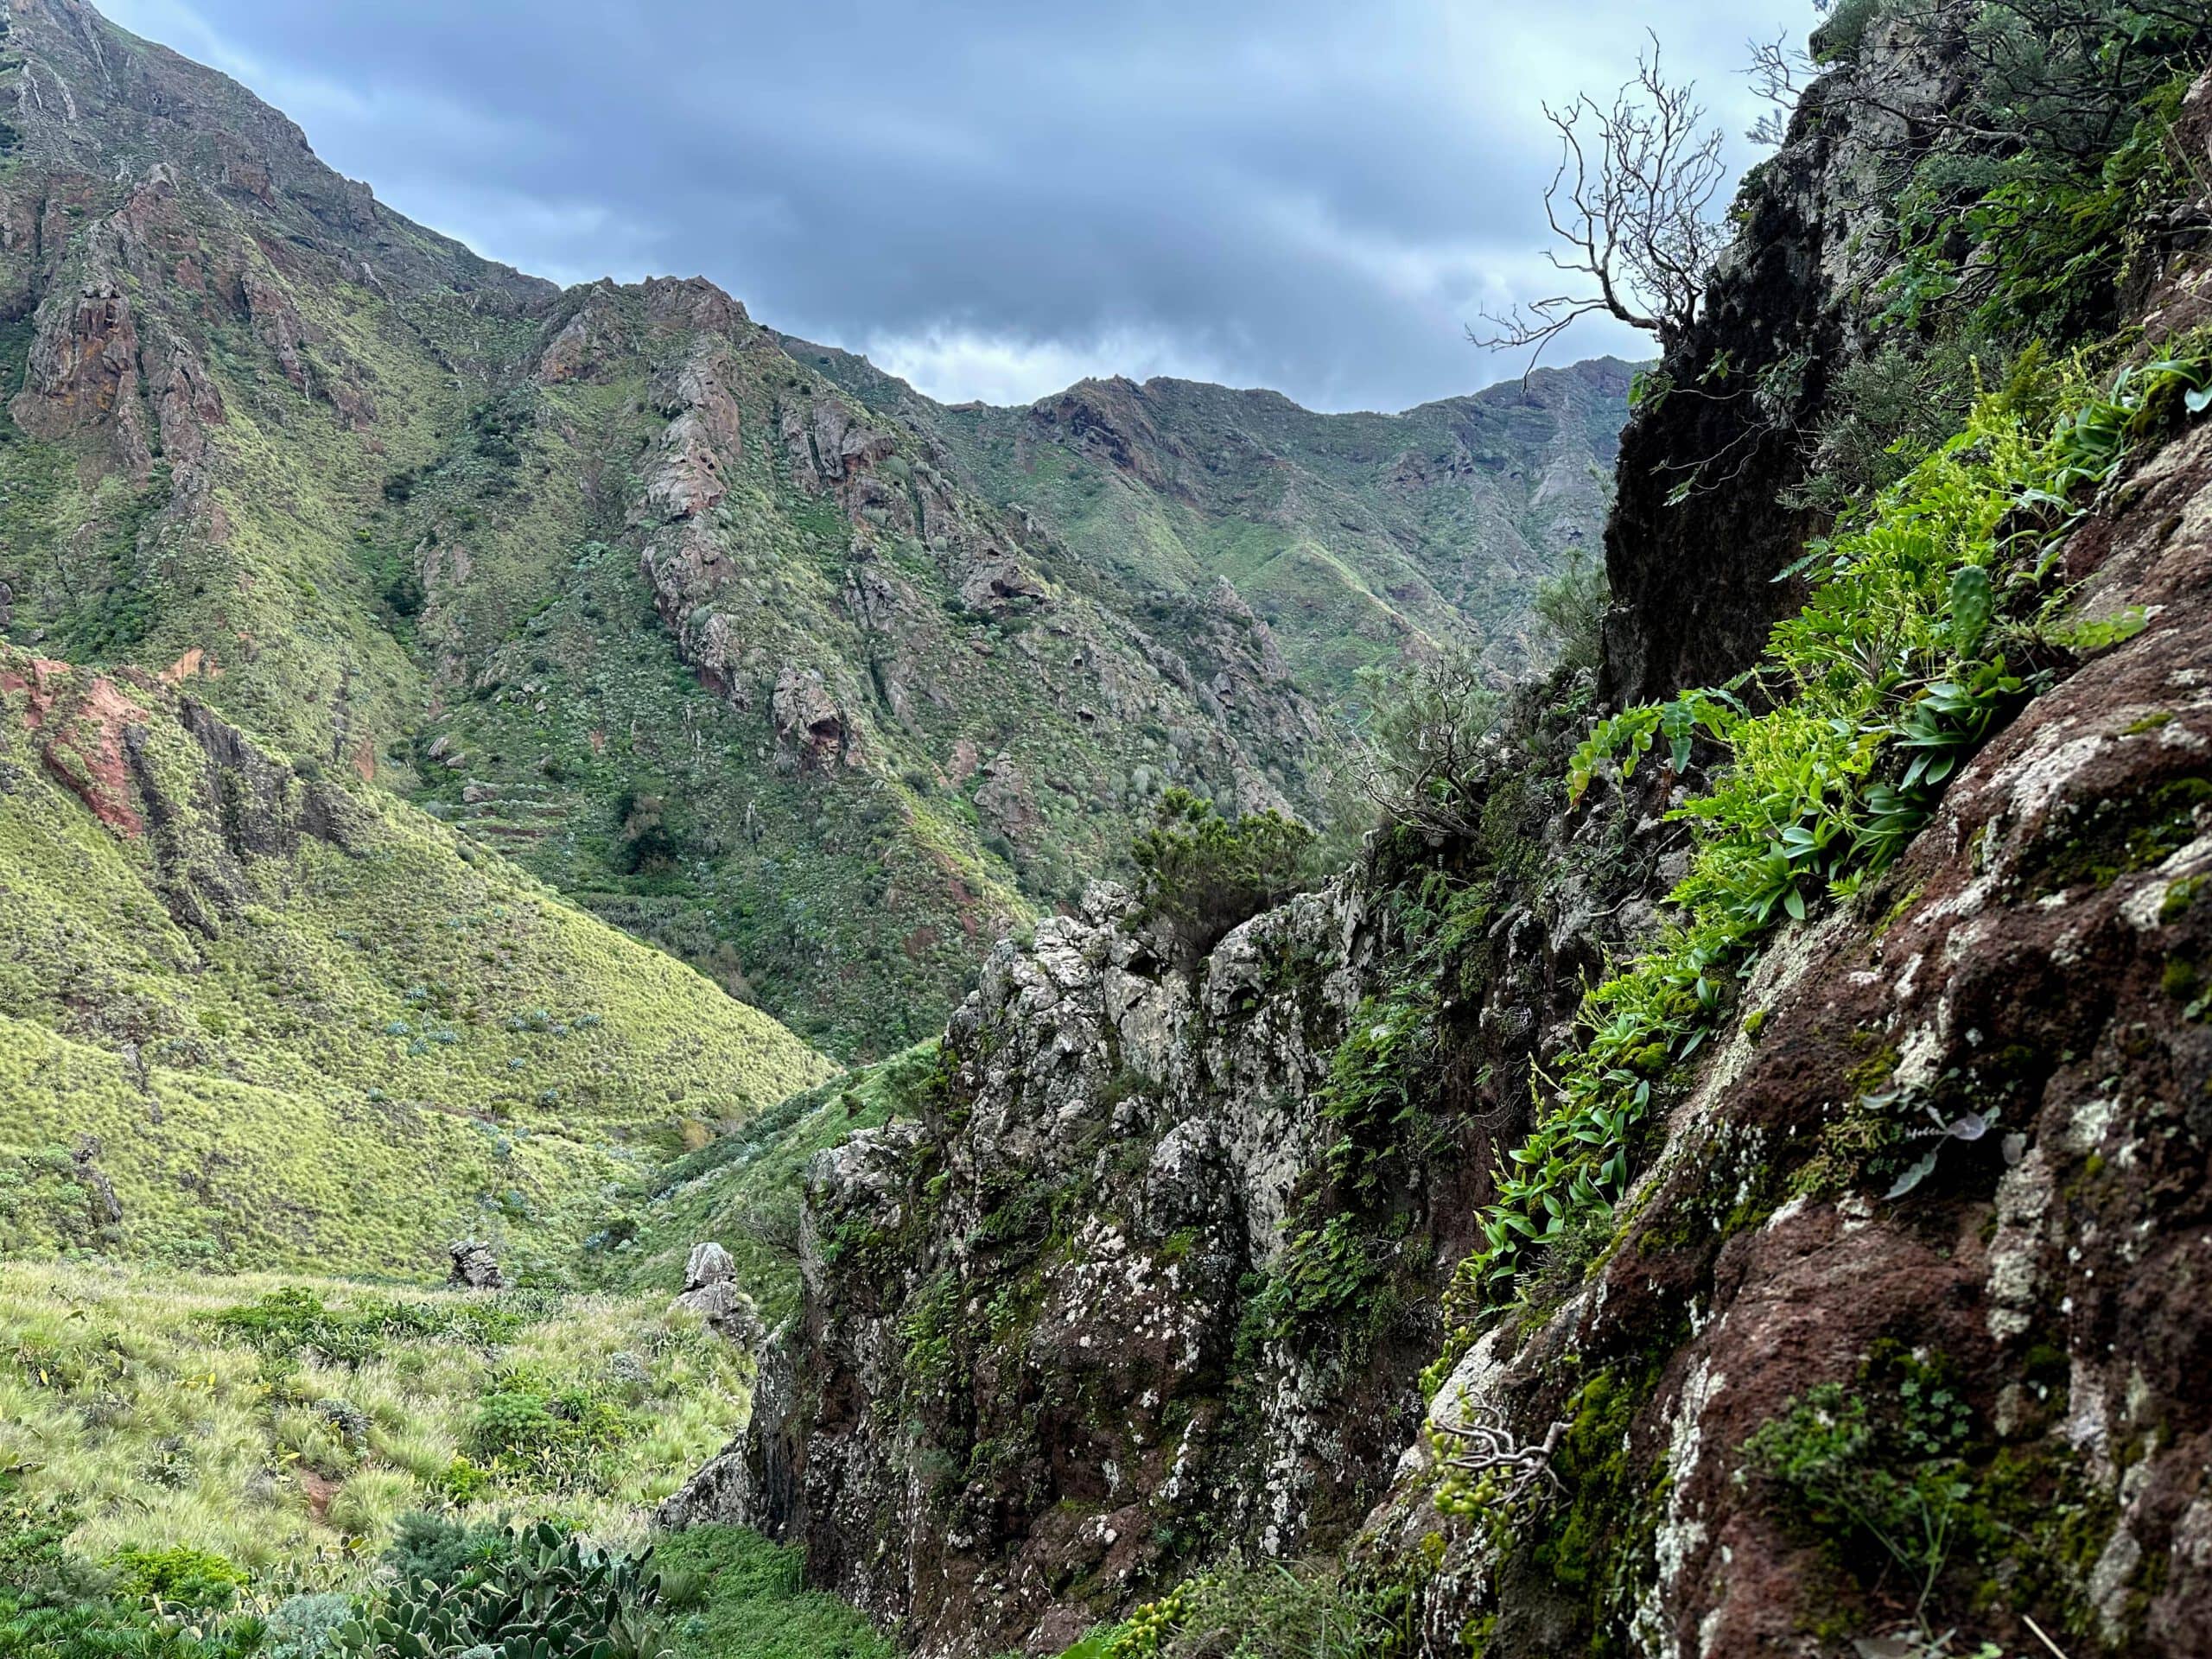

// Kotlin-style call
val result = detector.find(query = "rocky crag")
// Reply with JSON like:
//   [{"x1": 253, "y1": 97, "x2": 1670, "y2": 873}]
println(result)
[
  {"x1": 680, "y1": 17, "x2": 2212, "y2": 1659},
  {"x1": 0, "y1": 0, "x2": 1623, "y2": 1057}
]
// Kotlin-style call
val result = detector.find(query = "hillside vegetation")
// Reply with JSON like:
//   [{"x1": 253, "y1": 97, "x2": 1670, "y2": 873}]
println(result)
[
  {"x1": 0, "y1": 0, "x2": 1619, "y2": 1057},
  {"x1": 719, "y1": 7, "x2": 2212, "y2": 1659},
  {"x1": 0, "y1": 649, "x2": 830, "y2": 1277},
  {"x1": 0, "y1": 1264, "x2": 892, "y2": 1659}
]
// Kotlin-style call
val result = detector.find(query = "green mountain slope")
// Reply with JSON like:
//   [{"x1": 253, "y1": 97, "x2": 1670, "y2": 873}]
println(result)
[
  {"x1": 0, "y1": 0, "x2": 1624, "y2": 1055},
  {"x1": 785, "y1": 345, "x2": 1631, "y2": 708},
  {"x1": 0, "y1": 646, "x2": 829, "y2": 1275}
]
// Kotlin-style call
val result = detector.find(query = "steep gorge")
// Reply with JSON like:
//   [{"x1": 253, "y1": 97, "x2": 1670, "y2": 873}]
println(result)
[{"x1": 674, "y1": 17, "x2": 2212, "y2": 1659}]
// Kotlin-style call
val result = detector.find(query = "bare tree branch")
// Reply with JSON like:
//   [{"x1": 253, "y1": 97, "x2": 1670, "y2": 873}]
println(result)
[
  {"x1": 1473, "y1": 33, "x2": 1729, "y2": 369},
  {"x1": 1745, "y1": 29, "x2": 1814, "y2": 146}
]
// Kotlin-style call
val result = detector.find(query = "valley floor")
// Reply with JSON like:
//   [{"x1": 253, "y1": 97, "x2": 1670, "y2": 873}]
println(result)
[{"x1": 0, "y1": 1262, "x2": 882, "y2": 1659}]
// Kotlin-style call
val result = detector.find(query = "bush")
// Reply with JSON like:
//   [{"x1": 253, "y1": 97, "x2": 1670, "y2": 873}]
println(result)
[
  {"x1": 110, "y1": 1545, "x2": 247, "y2": 1614},
  {"x1": 206, "y1": 1287, "x2": 537, "y2": 1367},
  {"x1": 465, "y1": 1377, "x2": 632, "y2": 1484},
  {"x1": 1531, "y1": 547, "x2": 1608, "y2": 675},
  {"x1": 1071, "y1": 1555, "x2": 1415, "y2": 1659},
  {"x1": 382, "y1": 1513, "x2": 523, "y2": 1590},
  {"x1": 1351, "y1": 653, "x2": 1500, "y2": 841},
  {"x1": 613, "y1": 785, "x2": 697, "y2": 876},
  {"x1": 342, "y1": 1520, "x2": 672, "y2": 1659},
  {"x1": 1129, "y1": 788, "x2": 1315, "y2": 965},
  {"x1": 264, "y1": 1593, "x2": 356, "y2": 1659}
]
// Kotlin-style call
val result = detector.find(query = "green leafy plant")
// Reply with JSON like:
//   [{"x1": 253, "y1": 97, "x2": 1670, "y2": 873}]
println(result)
[
  {"x1": 1746, "y1": 1359, "x2": 1980, "y2": 1648},
  {"x1": 110, "y1": 1546, "x2": 249, "y2": 1616},
  {"x1": 1130, "y1": 789, "x2": 1316, "y2": 965},
  {"x1": 464, "y1": 1376, "x2": 632, "y2": 1486},
  {"x1": 1065, "y1": 1554, "x2": 1418, "y2": 1659},
  {"x1": 1440, "y1": 346, "x2": 2212, "y2": 1338},
  {"x1": 1532, "y1": 548, "x2": 1611, "y2": 676},
  {"x1": 339, "y1": 1520, "x2": 673, "y2": 1659}
]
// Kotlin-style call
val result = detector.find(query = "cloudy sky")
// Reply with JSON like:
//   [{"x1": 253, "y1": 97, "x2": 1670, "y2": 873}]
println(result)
[{"x1": 103, "y1": 0, "x2": 1808, "y2": 412}]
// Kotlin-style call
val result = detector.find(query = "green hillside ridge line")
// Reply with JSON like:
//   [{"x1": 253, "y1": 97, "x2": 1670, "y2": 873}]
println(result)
[
  {"x1": 0, "y1": 0, "x2": 1624, "y2": 1056},
  {"x1": 0, "y1": 646, "x2": 830, "y2": 1276}
]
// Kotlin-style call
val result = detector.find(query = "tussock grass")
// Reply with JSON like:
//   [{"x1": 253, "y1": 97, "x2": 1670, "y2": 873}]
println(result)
[{"x1": 0, "y1": 1262, "x2": 748, "y2": 1591}]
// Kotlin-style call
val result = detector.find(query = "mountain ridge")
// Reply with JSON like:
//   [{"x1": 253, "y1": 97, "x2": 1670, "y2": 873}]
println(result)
[{"x1": 0, "y1": 0, "x2": 1624, "y2": 1053}]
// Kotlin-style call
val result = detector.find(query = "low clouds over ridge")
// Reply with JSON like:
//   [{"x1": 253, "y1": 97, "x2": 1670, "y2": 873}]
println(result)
[{"x1": 104, "y1": 0, "x2": 1802, "y2": 410}]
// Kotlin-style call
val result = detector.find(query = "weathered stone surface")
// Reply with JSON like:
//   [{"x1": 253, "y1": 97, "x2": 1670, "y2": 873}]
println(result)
[
  {"x1": 1365, "y1": 379, "x2": 2212, "y2": 1659},
  {"x1": 674, "y1": 1239, "x2": 767, "y2": 1348},
  {"x1": 721, "y1": 709, "x2": 1665, "y2": 1654},
  {"x1": 447, "y1": 1239, "x2": 504, "y2": 1291},
  {"x1": 1601, "y1": 12, "x2": 1973, "y2": 704}
]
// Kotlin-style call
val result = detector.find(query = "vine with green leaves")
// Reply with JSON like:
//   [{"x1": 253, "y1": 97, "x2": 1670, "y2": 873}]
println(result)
[{"x1": 1432, "y1": 344, "x2": 2212, "y2": 1365}]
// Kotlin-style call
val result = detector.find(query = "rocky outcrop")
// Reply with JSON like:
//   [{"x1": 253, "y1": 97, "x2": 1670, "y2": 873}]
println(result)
[
  {"x1": 11, "y1": 279, "x2": 152, "y2": 471},
  {"x1": 1597, "y1": 11, "x2": 1967, "y2": 705},
  {"x1": 714, "y1": 881, "x2": 1372, "y2": 1652},
  {"x1": 701, "y1": 32, "x2": 2212, "y2": 1659},
  {"x1": 675, "y1": 1239, "x2": 768, "y2": 1349},
  {"x1": 0, "y1": 647, "x2": 366, "y2": 937},
  {"x1": 447, "y1": 1239, "x2": 505, "y2": 1290},
  {"x1": 688, "y1": 683, "x2": 1668, "y2": 1653},
  {"x1": 1363, "y1": 352, "x2": 2212, "y2": 1659},
  {"x1": 771, "y1": 666, "x2": 851, "y2": 772}
]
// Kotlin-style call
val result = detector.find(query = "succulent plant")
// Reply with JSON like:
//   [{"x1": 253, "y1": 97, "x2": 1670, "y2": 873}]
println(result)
[{"x1": 338, "y1": 1522, "x2": 672, "y2": 1659}]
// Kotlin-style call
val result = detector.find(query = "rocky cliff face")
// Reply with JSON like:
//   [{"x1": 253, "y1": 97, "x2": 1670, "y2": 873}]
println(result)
[
  {"x1": 664, "y1": 677, "x2": 1676, "y2": 1653},
  {"x1": 789, "y1": 346, "x2": 1632, "y2": 710},
  {"x1": 1600, "y1": 10, "x2": 1969, "y2": 704},
  {"x1": 677, "y1": 34, "x2": 2212, "y2": 1659},
  {"x1": 1372, "y1": 390, "x2": 2212, "y2": 1655}
]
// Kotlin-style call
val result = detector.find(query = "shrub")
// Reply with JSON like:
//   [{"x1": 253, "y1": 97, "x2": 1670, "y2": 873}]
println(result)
[
  {"x1": 206, "y1": 1287, "x2": 536, "y2": 1366},
  {"x1": 1130, "y1": 788, "x2": 1315, "y2": 965},
  {"x1": 382, "y1": 1513, "x2": 522, "y2": 1590},
  {"x1": 109, "y1": 1545, "x2": 246, "y2": 1613},
  {"x1": 340, "y1": 1520, "x2": 672, "y2": 1659},
  {"x1": 264, "y1": 1592, "x2": 356, "y2": 1659},
  {"x1": 1531, "y1": 547, "x2": 1608, "y2": 675},
  {"x1": 465, "y1": 1378, "x2": 631, "y2": 1484},
  {"x1": 1071, "y1": 1554, "x2": 1416, "y2": 1659},
  {"x1": 1351, "y1": 652, "x2": 1500, "y2": 841}
]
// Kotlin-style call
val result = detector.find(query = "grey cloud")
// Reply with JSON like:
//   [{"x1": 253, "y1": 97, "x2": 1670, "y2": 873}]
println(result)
[{"x1": 105, "y1": 0, "x2": 1808, "y2": 410}]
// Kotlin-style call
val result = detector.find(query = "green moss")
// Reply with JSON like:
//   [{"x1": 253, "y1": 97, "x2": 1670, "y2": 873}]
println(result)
[{"x1": 2030, "y1": 777, "x2": 2212, "y2": 895}]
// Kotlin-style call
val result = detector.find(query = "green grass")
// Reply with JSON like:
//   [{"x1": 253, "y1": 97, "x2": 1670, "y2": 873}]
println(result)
[
  {"x1": 0, "y1": 651, "x2": 831, "y2": 1278},
  {"x1": 0, "y1": 1263, "x2": 749, "y2": 1576},
  {"x1": 658, "y1": 1527, "x2": 894, "y2": 1659},
  {"x1": 582, "y1": 1042, "x2": 941, "y2": 1326}
]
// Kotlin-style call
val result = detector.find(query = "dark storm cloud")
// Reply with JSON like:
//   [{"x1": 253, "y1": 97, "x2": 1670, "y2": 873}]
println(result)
[{"x1": 103, "y1": 0, "x2": 1806, "y2": 410}]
